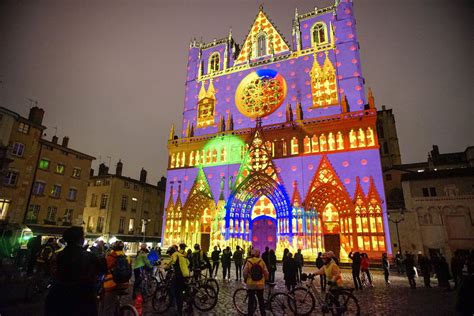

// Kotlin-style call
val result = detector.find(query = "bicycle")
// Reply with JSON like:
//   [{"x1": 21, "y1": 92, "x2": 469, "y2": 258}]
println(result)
[
  {"x1": 196, "y1": 267, "x2": 219, "y2": 297},
  {"x1": 140, "y1": 266, "x2": 159, "y2": 300},
  {"x1": 292, "y1": 273, "x2": 360, "y2": 316},
  {"x1": 113, "y1": 290, "x2": 139, "y2": 316},
  {"x1": 233, "y1": 282, "x2": 296, "y2": 315},
  {"x1": 152, "y1": 268, "x2": 218, "y2": 314}
]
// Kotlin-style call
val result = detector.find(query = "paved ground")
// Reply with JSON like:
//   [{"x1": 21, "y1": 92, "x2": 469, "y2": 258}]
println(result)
[{"x1": 0, "y1": 264, "x2": 457, "y2": 315}]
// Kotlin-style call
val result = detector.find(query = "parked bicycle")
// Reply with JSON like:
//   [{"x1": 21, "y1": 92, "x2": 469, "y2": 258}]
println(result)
[
  {"x1": 112, "y1": 290, "x2": 139, "y2": 316},
  {"x1": 292, "y1": 273, "x2": 360, "y2": 316},
  {"x1": 233, "y1": 282, "x2": 296, "y2": 315}
]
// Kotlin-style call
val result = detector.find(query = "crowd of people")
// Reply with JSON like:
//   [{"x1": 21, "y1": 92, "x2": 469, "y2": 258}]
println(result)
[{"x1": 7, "y1": 229, "x2": 474, "y2": 315}]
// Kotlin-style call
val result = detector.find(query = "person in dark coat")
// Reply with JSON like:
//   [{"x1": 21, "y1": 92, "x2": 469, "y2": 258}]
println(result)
[
  {"x1": 45, "y1": 226, "x2": 107, "y2": 316},
  {"x1": 210, "y1": 245, "x2": 221, "y2": 278},
  {"x1": 315, "y1": 252, "x2": 326, "y2": 291},
  {"x1": 405, "y1": 253, "x2": 416, "y2": 289},
  {"x1": 418, "y1": 253, "x2": 432, "y2": 288},
  {"x1": 451, "y1": 250, "x2": 464, "y2": 289},
  {"x1": 294, "y1": 249, "x2": 304, "y2": 283},
  {"x1": 283, "y1": 253, "x2": 297, "y2": 292},
  {"x1": 438, "y1": 255, "x2": 451, "y2": 291},
  {"x1": 26, "y1": 235, "x2": 42, "y2": 276},
  {"x1": 233, "y1": 246, "x2": 244, "y2": 281},
  {"x1": 348, "y1": 251, "x2": 362, "y2": 290},
  {"x1": 382, "y1": 253, "x2": 390, "y2": 284},
  {"x1": 221, "y1": 246, "x2": 232, "y2": 281},
  {"x1": 262, "y1": 246, "x2": 270, "y2": 268},
  {"x1": 268, "y1": 249, "x2": 277, "y2": 283}
]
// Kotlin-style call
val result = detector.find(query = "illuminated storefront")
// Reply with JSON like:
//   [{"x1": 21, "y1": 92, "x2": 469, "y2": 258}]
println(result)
[{"x1": 163, "y1": 2, "x2": 391, "y2": 261}]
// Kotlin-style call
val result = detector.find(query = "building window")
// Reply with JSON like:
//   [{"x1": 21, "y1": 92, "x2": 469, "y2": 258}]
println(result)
[
  {"x1": 124, "y1": 181, "x2": 130, "y2": 188},
  {"x1": 129, "y1": 218, "x2": 135, "y2": 234},
  {"x1": 121, "y1": 195, "x2": 128, "y2": 211},
  {"x1": 18, "y1": 122, "x2": 30, "y2": 134},
  {"x1": 11, "y1": 142, "x2": 25, "y2": 157},
  {"x1": 422, "y1": 188, "x2": 429, "y2": 197},
  {"x1": 429, "y1": 187, "x2": 437, "y2": 197},
  {"x1": 67, "y1": 188, "x2": 77, "y2": 201},
  {"x1": 39, "y1": 159, "x2": 50, "y2": 170},
  {"x1": 118, "y1": 217, "x2": 125, "y2": 234},
  {"x1": 4, "y1": 171, "x2": 18, "y2": 186},
  {"x1": 133, "y1": 184, "x2": 139, "y2": 191},
  {"x1": 100, "y1": 194, "x2": 108, "y2": 209},
  {"x1": 50, "y1": 184, "x2": 61, "y2": 198},
  {"x1": 382, "y1": 142, "x2": 389, "y2": 154},
  {"x1": 55, "y1": 163, "x2": 65, "y2": 175},
  {"x1": 72, "y1": 168, "x2": 81, "y2": 178},
  {"x1": 33, "y1": 181, "x2": 45, "y2": 195},
  {"x1": 26, "y1": 204, "x2": 40, "y2": 223},
  {"x1": 385, "y1": 174, "x2": 392, "y2": 181},
  {"x1": 311, "y1": 22, "x2": 328, "y2": 46},
  {"x1": 131, "y1": 197, "x2": 138, "y2": 212},
  {"x1": 46, "y1": 206, "x2": 57, "y2": 224},
  {"x1": 208, "y1": 53, "x2": 220, "y2": 73},
  {"x1": 97, "y1": 216, "x2": 104, "y2": 233},
  {"x1": 63, "y1": 209, "x2": 73, "y2": 224},
  {"x1": 257, "y1": 34, "x2": 267, "y2": 57},
  {"x1": 290, "y1": 137, "x2": 299, "y2": 155},
  {"x1": 0, "y1": 199, "x2": 12, "y2": 220},
  {"x1": 90, "y1": 194, "x2": 97, "y2": 207}
]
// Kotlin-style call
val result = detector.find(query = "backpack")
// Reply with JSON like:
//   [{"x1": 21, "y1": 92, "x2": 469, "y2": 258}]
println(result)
[
  {"x1": 111, "y1": 255, "x2": 132, "y2": 283},
  {"x1": 249, "y1": 259, "x2": 264, "y2": 281}
]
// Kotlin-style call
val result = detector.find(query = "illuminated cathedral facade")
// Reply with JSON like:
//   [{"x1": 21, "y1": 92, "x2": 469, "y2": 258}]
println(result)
[{"x1": 163, "y1": 1, "x2": 391, "y2": 261}]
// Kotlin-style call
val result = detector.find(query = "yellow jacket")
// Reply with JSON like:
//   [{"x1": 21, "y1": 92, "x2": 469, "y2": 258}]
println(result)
[
  {"x1": 170, "y1": 251, "x2": 190, "y2": 278},
  {"x1": 317, "y1": 259, "x2": 343, "y2": 288},
  {"x1": 243, "y1": 257, "x2": 269, "y2": 290}
]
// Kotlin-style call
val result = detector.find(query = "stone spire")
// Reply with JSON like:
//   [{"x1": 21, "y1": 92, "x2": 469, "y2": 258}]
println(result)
[
  {"x1": 368, "y1": 87, "x2": 375, "y2": 109},
  {"x1": 198, "y1": 81, "x2": 206, "y2": 100},
  {"x1": 341, "y1": 93, "x2": 349, "y2": 113},
  {"x1": 168, "y1": 124, "x2": 175, "y2": 140},
  {"x1": 296, "y1": 102, "x2": 303, "y2": 120}
]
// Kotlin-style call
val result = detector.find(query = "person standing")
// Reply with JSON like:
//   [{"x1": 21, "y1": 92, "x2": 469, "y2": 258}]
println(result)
[
  {"x1": 348, "y1": 251, "x2": 362, "y2": 290},
  {"x1": 395, "y1": 251, "x2": 403, "y2": 274},
  {"x1": 26, "y1": 235, "x2": 42, "y2": 276},
  {"x1": 234, "y1": 246, "x2": 244, "y2": 281},
  {"x1": 451, "y1": 250, "x2": 464, "y2": 289},
  {"x1": 294, "y1": 249, "x2": 304, "y2": 283},
  {"x1": 361, "y1": 253, "x2": 373, "y2": 287},
  {"x1": 382, "y1": 253, "x2": 390, "y2": 284},
  {"x1": 313, "y1": 251, "x2": 343, "y2": 291},
  {"x1": 221, "y1": 246, "x2": 232, "y2": 281},
  {"x1": 283, "y1": 253, "x2": 297, "y2": 292},
  {"x1": 45, "y1": 226, "x2": 107, "y2": 316},
  {"x1": 191, "y1": 244, "x2": 210, "y2": 280},
  {"x1": 268, "y1": 249, "x2": 277, "y2": 283},
  {"x1": 405, "y1": 252, "x2": 416, "y2": 289},
  {"x1": 438, "y1": 255, "x2": 451, "y2": 291},
  {"x1": 101, "y1": 241, "x2": 132, "y2": 316},
  {"x1": 418, "y1": 253, "x2": 432, "y2": 288},
  {"x1": 167, "y1": 245, "x2": 190, "y2": 315},
  {"x1": 242, "y1": 249, "x2": 269, "y2": 316},
  {"x1": 211, "y1": 245, "x2": 221, "y2": 278},
  {"x1": 315, "y1": 252, "x2": 326, "y2": 291},
  {"x1": 262, "y1": 247, "x2": 270, "y2": 271},
  {"x1": 132, "y1": 243, "x2": 152, "y2": 299}
]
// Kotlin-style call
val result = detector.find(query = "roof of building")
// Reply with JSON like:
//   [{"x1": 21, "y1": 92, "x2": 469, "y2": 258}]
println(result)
[
  {"x1": 40, "y1": 138, "x2": 95, "y2": 161},
  {"x1": 401, "y1": 167, "x2": 474, "y2": 182},
  {"x1": 90, "y1": 173, "x2": 164, "y2": 191},
  {"x1": 0, "y1": 106, "x2": 47, "y2": 130}
]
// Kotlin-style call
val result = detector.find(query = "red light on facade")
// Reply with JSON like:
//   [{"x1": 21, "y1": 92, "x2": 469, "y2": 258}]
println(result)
[{"x1": 342, "y1": 161, "x2": 349, "y2": 167}]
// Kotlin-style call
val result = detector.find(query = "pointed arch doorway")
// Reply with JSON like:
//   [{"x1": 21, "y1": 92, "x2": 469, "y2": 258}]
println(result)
[{"x1": 250, "y1": 196, "x2": 277, "y2": 252}]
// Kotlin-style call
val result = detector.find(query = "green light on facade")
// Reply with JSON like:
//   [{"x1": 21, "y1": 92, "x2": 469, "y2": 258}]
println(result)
[{"x1": 199, "y1": 134, "x2": 246, "y2": 167}]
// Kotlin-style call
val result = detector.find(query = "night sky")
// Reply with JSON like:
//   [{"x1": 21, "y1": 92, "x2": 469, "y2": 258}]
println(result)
[{"x1": 0, "y1": 0, "x2": 472, "y2": 184}]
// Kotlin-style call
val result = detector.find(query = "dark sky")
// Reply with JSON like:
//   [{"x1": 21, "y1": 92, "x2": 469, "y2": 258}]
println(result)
[{"x1": 1, "y1": 0, "x2": 472, "y2": 184}]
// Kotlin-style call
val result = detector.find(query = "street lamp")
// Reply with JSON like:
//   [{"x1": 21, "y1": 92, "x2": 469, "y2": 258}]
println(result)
[
  {"x1": 387, "y1": 209, "x2": 405, "y2": 254},
  {"x1": 141, "y1": 218, "x2": 151, "y2": 243}
]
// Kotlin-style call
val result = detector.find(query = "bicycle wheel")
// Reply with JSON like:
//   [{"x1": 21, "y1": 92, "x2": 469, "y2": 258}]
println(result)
[
  {"x1": 204, "y1": 278, "x2": 219, "y2": 296},
  {"x1": 232, "y1": 288, "x2": 252, "y2": 315},
  {"x1": 193, "y1": 283, "x2": 218, "y2": 312},
  {"x1": 118, "y1": 304, "x2": 139, "y2": 316},
  {"x1": 291, "y1": 287, "x2": 316, "y2": 316},
  {"x1": 338, "y1": 292, "x2": 360, "y2": 316},
  {"x1": 146, "y1": 277, "x2": 159, "y2": 298},
  {"x1": 152, "y1": 285, "x2": 172, "y2": 314},
  {"x1": 269, "y1": 292, "x2": 297, "y2": 316}
]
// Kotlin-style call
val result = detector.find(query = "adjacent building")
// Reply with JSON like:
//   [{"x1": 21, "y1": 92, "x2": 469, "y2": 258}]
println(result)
[
  {"x1": 25, "y1": 136, "x2": 95, "y2": 235},
  {"x1": 83, "y1": 161, "x2": 165, "y2": 252},
  {"x1": 0, "y1": 107, "x2": 45, "y2": 225}
]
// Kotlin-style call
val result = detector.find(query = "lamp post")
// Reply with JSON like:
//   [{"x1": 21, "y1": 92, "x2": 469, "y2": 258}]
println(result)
[
  {"x1": 141, "y1": 218, "x2": 151, "y2": 243},
  {"x1": 387, "y1": 209, "x2": 405, "y2": 254}
]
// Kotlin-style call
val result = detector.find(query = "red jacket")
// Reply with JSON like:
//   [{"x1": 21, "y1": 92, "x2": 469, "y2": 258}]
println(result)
[{"x1": 361, "y1": 257, "x2": 369, "y2": 270}]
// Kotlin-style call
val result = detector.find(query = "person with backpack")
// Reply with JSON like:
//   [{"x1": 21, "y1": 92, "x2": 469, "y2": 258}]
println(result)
[
  {"x1": 45, "y1": 226, "x2": 107, "y2": 316},
  {"x1": 101, "y1": 240, "x2": 131, "y2": 316},
  {"x1": 211, "y1": 245, "x2": 221, "y2": 278},
  {"x1": 132, "y1": 243, "x2": 152, "y2": 299},
  {"x1": 234, "y1": 245, "x2": 244, "y2": 281},
  {"x1": 221, "y1": 246, "x2": 232, "y2": 281},
  {"x1": 167, "y1": 245, "x2": 190, "y2": 315},
  {"x1": 294, "y1": 249, "x2": 304, "y2": 283},
  {"x1": 191, "y1": 244, "x2": 210, "y2": 280},
  {"x1": 242, "y1": 248, "x2": 269, "y2": 316}
]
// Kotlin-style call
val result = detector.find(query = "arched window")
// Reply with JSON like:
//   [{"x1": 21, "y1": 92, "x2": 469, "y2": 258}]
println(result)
[
  {"x1": 311, "y1": 22, "x2": 328, "y2": 46},
  {"x1": 257, "y1": 34, "x2": 267, "y2": 57},
  {"x1": 208, "y1": 53, "x2": 220, "y2": 73}
]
